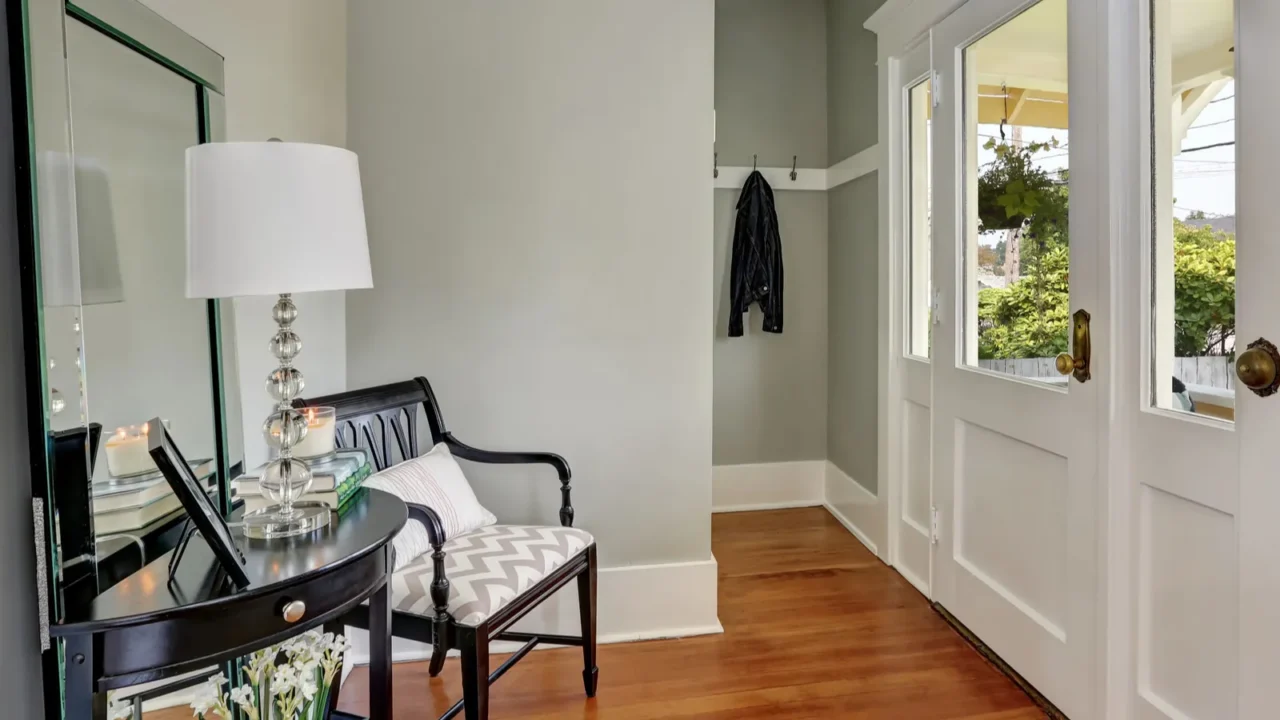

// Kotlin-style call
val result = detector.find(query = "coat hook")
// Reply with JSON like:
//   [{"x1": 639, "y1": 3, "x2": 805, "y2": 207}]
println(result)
[
  {"x1": 752, "y1": 154, "x2": 757, "y2": 171},
  {"x1": 713, "y1": 152, "x2": 719, "y2": 179},
  {"x1": 790, "y1": 155, "x2": 798, "y2": 181}
]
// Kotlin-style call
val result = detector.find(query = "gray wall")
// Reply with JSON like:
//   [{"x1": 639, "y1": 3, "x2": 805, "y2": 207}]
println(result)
[
  {"x1": 713, "y1": 0, "x2": 830, "y2": 466},
  {"x1": 346, "y1": 0, "x2": 715, "y2": 567},
  {"x1": 0, "y1": 4, "x2": 46, "y2": 712},
  {"x1": 715, "y1": 0, "x2": 827, "y2": 170},
  {"x1": 714, "y1": 190, "x2": 828, "y2": 464},
  {"x1": 827, "y1": 0, "x2": 884, "y2": 491},
  {"x1": 826, "y1": 0, "x2": 882, "y2": 164},
  {"x1": 826, "y1": 173, "x2": 880, "y2": 490}
]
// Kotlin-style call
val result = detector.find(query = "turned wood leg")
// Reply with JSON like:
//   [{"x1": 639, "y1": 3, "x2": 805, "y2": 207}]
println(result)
[
  {"x1": 428, "y1": 643, "x2": 448, "y2": 678},
  {"x1": 459, "y1": 626, "x2": 490, "y2": 720},
  {"x1": 578, "y1": 544, "x2": 599, "y2": 698},
  {"x1": 430, "y1": 544, "x2": 451, "y2": 678}
]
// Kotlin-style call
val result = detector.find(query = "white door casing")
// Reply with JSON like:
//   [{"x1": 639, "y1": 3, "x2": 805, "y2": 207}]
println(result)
[
  {"x1": 929, "y1": 0, "x2": 1100, "y2": 717},
  {"x1": 890, "y1": 39, "x2": 935, "y2": 598}
]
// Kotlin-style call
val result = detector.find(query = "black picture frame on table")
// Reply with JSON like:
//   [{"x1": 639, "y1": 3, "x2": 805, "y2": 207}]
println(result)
[{"x1": 146, "y1": 417, "x2": 251, "y2": 590}]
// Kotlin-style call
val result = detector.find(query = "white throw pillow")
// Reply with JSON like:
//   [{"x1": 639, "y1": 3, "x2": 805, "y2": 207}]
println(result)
[{"x1": 364, "y1": 442, "x2": 497, "y2": 571}]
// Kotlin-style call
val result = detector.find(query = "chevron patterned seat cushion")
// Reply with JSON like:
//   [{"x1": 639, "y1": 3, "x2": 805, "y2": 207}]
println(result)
[{"x1": 391, "y1": 524, "x2": 594, "y2": 626}]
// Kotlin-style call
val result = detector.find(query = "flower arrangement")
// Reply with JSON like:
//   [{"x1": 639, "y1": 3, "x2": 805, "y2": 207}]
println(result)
[{"x1": 186, "y1": 629, "x2": 351, "y2": 720}]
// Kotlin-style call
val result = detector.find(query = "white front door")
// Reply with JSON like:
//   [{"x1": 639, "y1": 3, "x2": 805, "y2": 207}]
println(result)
[
  {"x1": 929, "y1": 0, "x2": 1101, "y2": 716},
  {"x1": 1235, "y1": 2, "x2": 1280, "y2": 714},
  {"x1": 1128, "y1": 0, "x2": 1280, "y2": 718}
]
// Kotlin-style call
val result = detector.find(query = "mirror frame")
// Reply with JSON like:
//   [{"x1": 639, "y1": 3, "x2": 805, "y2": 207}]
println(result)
[{"x1": 5, "y1": 0, "x2": 232, "y2": 715}]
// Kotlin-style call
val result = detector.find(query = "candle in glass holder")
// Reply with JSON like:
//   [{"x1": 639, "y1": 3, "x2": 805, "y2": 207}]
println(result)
[
  {"x1": 104, "y1": 424, "x2": 158, "y2": 477},
  {"x1": 291, "y1": 406, "x2": 336, "y2": 459}
]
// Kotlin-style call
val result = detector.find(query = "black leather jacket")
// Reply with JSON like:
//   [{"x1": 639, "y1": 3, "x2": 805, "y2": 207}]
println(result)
[{"x1": 728, "y1": 170, "x2": 784, "y2": 336}]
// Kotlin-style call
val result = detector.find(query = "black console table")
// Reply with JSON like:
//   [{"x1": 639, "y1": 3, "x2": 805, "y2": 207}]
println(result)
[{"x1": 53, "y1": 488, "x2": 407, "y2": 720}]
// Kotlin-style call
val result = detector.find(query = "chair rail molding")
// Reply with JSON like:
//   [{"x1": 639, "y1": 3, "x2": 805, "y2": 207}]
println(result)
[{"x1": 712, "y1": 145, "x2": 879, "y2": 192}]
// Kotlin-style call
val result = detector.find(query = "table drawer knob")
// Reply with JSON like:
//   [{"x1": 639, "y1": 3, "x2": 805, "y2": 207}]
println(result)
[{"x1": 282, "y1": 600, "x2": 307, "y2": 623}]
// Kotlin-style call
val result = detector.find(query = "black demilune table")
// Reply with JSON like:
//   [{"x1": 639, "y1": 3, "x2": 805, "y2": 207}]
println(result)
[{"x1": 53, "y1": 488, "x2": 406, "y2": 720}]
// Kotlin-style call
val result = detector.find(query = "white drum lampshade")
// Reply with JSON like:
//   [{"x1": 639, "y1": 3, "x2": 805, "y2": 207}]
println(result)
[
  {"x1": 185, "y1": 141, "x2": 372, "y2": 538},
  {"x1": 185, "y1": 141, "x2": 372, "y2": 299}
]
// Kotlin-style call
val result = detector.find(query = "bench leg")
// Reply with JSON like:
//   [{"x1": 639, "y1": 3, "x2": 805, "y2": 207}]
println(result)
[
  {"x1": 428, "y1": 644, "x2": 447, "y2": 677},
  {"x1": 459, "y1": 626, "x2": 489, "y2": 720},
  {"x1": 578, "y1": 545, "x2": 599, "y2": 698}
]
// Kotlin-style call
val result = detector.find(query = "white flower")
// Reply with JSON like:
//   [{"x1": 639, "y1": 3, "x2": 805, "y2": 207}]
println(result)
[
  {"x1": 229, "y1": 684, "x2": 254, "y2": 708},
  {"x1": 272, "y1": 663, "x2": 299, "y2": 695},
  {"x1": 293, "y1": 656, "x2": 319, "y2": 677},
  {"x1": 300, "y1": 677, "x2": 318, "y2": 701},
  {"x1": 190, "y1": 688, "x2": 217, "y2": 716}
]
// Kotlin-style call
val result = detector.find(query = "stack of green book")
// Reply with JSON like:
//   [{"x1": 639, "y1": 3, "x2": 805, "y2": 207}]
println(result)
[{"x1": 234, "y1": 449, "x2": 373, "y2": 513}]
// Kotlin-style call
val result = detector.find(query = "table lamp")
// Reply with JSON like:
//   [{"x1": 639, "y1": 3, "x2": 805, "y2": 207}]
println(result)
[{"x1": 186, "y1": 141, "x2": 372, "y2": 538}]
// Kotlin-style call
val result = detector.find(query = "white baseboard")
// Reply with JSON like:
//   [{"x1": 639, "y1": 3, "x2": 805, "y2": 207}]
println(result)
[
  {"x1": 346, "y1": 556, "x2": 722, "y2": 666},
  {"x1": 823, "y1": 461, "x2": 887, "y2": 561},
  {"x1": 712, "y1": 461, "x2": 826, "y2": 513}
]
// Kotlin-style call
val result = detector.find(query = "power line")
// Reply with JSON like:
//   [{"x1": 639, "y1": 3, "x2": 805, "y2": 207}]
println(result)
[
  {"x1": 1181, "y1": 140, "x2": 1235, "y2": 154},
  {"x1": 1187, "y1": 117, "x2": 1234, "y2": 130},
  {"x1": 1209, "y1": 94, "x2": 1235, "y2": 104}
]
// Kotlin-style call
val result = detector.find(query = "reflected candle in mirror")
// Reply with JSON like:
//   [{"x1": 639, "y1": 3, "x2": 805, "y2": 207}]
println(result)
[
  {"x1": 104, "y1": 424, "x2": 157, "y2": 477},
  {"x1": 291, "y1": 406, "x2": 336, "y2": 459}
]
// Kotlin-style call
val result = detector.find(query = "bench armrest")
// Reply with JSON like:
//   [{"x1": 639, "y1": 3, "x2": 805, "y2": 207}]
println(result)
[
  {"x1": 403, "y1": 502, "x2": 452, "y2": 633},
  {"x1": 443, "y1": 434, "x2": 576, "y2": 527}
]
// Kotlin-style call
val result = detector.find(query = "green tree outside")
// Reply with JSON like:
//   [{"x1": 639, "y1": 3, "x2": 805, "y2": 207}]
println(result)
[{"x1": 976, "y1": 141, "x2": 1235, "y2": 360}]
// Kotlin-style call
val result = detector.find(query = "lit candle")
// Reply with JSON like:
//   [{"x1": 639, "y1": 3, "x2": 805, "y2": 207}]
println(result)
[
  {"x1": 104, "y1": 424, "x2": 158, "y2": 478},
  {"x1": 291, "y1": 406, "x2": 336, "y2": 459}
]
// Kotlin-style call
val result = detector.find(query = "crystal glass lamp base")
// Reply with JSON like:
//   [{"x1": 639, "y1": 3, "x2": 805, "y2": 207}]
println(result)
[{"x1": 241, "y1": 501, "x2": 331, "y2": 539}]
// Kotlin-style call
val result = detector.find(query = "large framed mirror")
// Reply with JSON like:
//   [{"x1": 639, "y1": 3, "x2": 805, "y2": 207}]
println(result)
[{"x1": 7, "y1": 0, "x2": 241, "y2": 715}]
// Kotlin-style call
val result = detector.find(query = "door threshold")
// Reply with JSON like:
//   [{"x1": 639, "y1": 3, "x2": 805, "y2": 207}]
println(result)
[{"x1": 932, "y1": 602, "x2": 1067, "y2": 720}]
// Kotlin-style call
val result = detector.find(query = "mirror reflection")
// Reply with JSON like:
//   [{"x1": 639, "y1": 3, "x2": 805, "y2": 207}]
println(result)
[{"x1": 39, "y1": 16, "x2": 242, "y2": 595}]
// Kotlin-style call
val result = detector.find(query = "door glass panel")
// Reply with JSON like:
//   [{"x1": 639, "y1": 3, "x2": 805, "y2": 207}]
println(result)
[
  {"x1": 1150, "y1": 0, "x2": 1236, "y2": 421},
  {"x1": 963, "y1": 0, "x2": 1069, "y2": 383},
  {"x1": 907, "y1": 77, "x2": 933, "y2": 359}
]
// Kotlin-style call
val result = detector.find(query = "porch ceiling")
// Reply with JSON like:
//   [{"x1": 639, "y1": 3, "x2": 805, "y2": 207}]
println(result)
[{"x1": 966, "y1": 0, "x2": 1232, "y2": 130}]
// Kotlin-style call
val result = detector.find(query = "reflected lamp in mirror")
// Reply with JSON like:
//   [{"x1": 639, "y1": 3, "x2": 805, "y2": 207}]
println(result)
[
  {"x1": 185, "y1": 141, "x2": 371, "y2": 539},
  {"x1": 39, "y1": 152, "x2": 125, "y2": 308},
  {"x1": 39, "y1": 153, "x2": 125, "y2": 424}
]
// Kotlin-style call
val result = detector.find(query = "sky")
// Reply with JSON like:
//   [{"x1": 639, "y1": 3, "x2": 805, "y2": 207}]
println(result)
[{"x1": 1173, "y1": 80, "x2": 1235, "y2": 220}]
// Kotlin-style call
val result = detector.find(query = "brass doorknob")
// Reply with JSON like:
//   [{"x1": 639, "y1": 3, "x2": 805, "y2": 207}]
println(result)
[
  {"x1": 1237, "y1": 338, "x2": 1280, "y2": 396},
  {"x1": 1056, "y1": 309, "x2": 1091, "y2": 383},
  {"x1": 282, "y1": 599, "x2": 307, "y2": 623},
  {"x1": 1055, "y1": 353, "x2": 1079, "y2": 376}
]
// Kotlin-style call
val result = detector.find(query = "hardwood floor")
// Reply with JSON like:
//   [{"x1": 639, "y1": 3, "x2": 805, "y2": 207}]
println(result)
[{"x1": 147, "y1": 508, "x2": 1043, "y2": 719}]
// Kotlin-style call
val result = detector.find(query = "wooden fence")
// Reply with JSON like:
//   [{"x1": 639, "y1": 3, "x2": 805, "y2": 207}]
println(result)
[{"x1": 978, "y1": 356, "x2": 1235, "y2": 390}]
